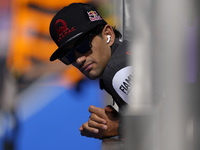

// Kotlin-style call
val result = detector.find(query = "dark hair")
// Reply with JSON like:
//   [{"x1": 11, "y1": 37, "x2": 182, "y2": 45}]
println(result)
[{"x1": 112, "y1": 26, "x2": 122, "y2": 39}]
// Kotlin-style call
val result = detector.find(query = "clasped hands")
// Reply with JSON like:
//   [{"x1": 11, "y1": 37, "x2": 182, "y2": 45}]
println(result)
[{"x1": 79, "y1": 105, "x2": 119, "y2": 139}]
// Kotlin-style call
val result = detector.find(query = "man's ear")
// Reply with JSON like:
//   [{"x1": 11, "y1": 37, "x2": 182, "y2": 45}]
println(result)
[{"x1": 102, "y1": 24, "x2": 115, "y2": 46}]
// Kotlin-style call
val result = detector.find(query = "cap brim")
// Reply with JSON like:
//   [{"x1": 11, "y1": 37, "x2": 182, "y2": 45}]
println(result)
[{"x1": 50, "y1": 32, "x2": 83, "y2": 61}]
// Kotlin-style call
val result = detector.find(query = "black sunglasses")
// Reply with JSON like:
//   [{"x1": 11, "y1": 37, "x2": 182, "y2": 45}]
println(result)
[{"x1": 59, "y1": 32, "x2": 96, "y2": 65}]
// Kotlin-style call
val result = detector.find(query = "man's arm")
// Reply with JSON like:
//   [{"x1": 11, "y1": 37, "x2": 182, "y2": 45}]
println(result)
[{"x1": 79, "y1": 105, "x2": 119, "y2": 139}]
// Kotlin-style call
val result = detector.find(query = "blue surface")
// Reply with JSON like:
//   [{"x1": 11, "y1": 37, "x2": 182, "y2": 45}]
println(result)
[{"x1": 12, "y1": 78, "x2": 103, "y2": 150}]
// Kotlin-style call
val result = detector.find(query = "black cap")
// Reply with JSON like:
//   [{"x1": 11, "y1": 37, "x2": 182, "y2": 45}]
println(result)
[{"x1": 49, "y1": 3, "x2": 107, "y2": 61}]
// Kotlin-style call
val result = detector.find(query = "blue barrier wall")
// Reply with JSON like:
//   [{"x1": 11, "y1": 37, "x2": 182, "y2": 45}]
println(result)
[{"x1": 0, "y1": 76, "x2": 103, "y2": 150}]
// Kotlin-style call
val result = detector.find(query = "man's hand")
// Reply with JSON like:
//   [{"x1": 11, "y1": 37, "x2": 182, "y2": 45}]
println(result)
[{"x1": 79, "y1": 105, "x2": 119, "y2": 139}]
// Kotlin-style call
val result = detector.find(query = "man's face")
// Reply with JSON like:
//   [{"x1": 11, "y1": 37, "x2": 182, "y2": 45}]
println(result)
[{"x1": 72, "y1": 34, "x2": 111, "y2": 80}]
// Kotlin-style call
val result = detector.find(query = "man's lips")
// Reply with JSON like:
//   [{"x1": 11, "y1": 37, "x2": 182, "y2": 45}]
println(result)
[{"x1": 81, "y1": 63, "x2": 93, "y2": 72}]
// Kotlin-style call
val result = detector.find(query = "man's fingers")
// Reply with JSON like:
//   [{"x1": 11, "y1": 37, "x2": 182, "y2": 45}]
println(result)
[
  {"x1": 90, "y1": 113, "x2": 106, "y2": 124},
  {"x1": 88, "y1": 119, "x2": 107, "y2": 130},
  {"x1": 81, "y1": 122, "x2": 99, "y2": 134},
  {"x1": 80, "y1": 130, "x2": 99, "y2": 138},
  {"x1": 79, "y1": 126, "x2": 83, "y2": 131},
  {"x1": 88, "y1": 105, "x2": 104, "y2": 117}
]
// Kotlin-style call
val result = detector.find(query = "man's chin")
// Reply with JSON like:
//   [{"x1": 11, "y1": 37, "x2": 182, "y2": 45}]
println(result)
[
  {"x1": 88, "y1": 76, "x2": 98, "y2": 80},
  {"x1": 86, "y1": 73, "x2": 99, "y2": 80}
]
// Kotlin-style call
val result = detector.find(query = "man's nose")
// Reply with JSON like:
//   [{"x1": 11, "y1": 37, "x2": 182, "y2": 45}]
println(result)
[
  {"x1": 76, "y1": 57, "x2": 86, "y2": 65},
  {"x1": 75, "y1": 54, "x2": 86, "y2": 66}
]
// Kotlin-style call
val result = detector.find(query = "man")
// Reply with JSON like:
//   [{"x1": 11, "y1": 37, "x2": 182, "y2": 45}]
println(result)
[{"x1": 49, "y1": 3, "x2": 132, "y2": 139}]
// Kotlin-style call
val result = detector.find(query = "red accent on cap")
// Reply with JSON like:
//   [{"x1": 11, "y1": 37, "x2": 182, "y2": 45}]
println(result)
[{"x1": 55, "y1": 19, "x2": 68, "y2": 36}]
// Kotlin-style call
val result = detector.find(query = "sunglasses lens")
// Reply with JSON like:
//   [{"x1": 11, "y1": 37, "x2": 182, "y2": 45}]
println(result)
[
  {"x1": 76, "y1": 41, "x2": 91, "y2": 54},
  {"x1": 75, "y1": 34, "x2": 92, "y2": 54},
  {"x1": 59, "y1": 50, "x2": 75, "y2": 65},
  {"x1": 59, "y1": 33, "x2": 94, "y2": 65}
]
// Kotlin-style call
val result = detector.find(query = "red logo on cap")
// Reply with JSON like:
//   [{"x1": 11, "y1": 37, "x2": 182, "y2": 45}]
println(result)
[{"x1": 55, "y1": 19, "x2": 76, "y2": 43}]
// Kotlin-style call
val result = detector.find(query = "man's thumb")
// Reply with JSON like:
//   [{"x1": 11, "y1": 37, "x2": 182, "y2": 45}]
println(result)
[
  {"x1": 105, "y1": 105, "x2": 119, "y2": 119},
  {"x1": 105, "y1": 105, "x2": 117, "y2": 113}
]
